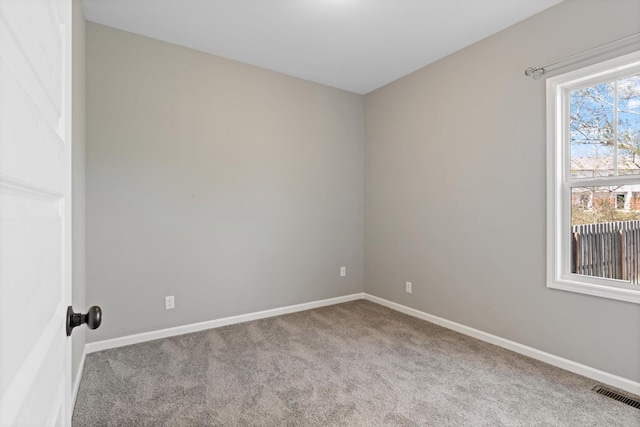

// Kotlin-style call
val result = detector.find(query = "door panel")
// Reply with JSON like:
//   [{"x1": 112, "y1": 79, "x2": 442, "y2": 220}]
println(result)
[
  {"x1": 0, "y1": 0, "x2": 72, "y2": 425},
  {"x1": 0, "y1": 192, "x2": 62, "y2": 396},
  {"x1": 14, "y1": 334, "x2": 65, "y2": 426},
  {"x1": 0, "y1": 29, "x2": 65, "y2": 189},
  {"x1": 0, "y1": 0, "x2": 63, "y2": 128}
]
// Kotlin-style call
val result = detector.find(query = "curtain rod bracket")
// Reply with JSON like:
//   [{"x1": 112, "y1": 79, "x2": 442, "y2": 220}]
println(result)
[{"x1": 525, "y1": 67, "x2": 545, "y2": 80}]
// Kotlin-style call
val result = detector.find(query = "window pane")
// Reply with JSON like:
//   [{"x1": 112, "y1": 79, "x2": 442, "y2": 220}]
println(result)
[
  {"x1": 570, "y1": 82, "x2": 615, "y2": 178},
  {"x1": 571, "y1": 186, "x2": 640, "y2": 284},
  {"x1": 618, "y1": 74, "x2": 640, "y2": 176}
]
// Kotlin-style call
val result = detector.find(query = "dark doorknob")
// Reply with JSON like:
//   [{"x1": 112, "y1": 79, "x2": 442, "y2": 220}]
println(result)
[{"x1": 66, "y1": 305, "x2": 102, "y2": 336}]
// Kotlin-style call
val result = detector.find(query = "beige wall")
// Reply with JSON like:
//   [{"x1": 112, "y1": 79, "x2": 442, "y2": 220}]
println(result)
[
  {"x1": 86, "y1": 23, "x2": 364, "y2": 342},
  {"x1": 71, "y1": 0, "x2": 86, "y2": 388},
  {"x1": 364, "y1": 0, "x2": 640, "y2": 382}
]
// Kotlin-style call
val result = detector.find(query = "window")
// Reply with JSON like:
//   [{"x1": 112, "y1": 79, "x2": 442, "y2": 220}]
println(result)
[{"x1": 547, "y1": 51, "x2": 640, "y2": 304}]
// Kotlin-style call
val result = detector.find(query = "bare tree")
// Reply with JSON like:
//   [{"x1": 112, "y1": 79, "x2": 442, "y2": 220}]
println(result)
[
  {"x1": 570, "y1": 75, "x2": 640, "y2": 159},
  {"x1": 569, "y1": 75, "x2": 640, "y2": 225}
]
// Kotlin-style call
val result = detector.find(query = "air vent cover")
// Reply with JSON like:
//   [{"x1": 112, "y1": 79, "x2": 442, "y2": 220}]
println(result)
[{"x1": 592, "y1": 385, "x2": 640, "y2": 410}]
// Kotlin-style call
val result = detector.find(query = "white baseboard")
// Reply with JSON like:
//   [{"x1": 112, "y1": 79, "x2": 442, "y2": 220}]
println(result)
[
  {"x1": 363, "y1": 293, "x2": 640, "y2": 396},
  {"x1": 71, "y1": 347, "x2": 86, "y2": 412},
  {"x1": 85, "y1": 293, "x2": 365, "y2": 354},
  {"x1": 82, "y1": 291, "x2": 639, "y2": 396}
]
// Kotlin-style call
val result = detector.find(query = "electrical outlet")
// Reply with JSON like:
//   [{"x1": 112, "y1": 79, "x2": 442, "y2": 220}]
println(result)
[
  {"x1": 165, "y1": 295, "x2": 175, "y2": 310},
  {"x1": 405, "y1": 282, "x2": 412, "y2": 294},
  {"x1": 340, "y1": 266, "x2": 347, "y2": 277}
]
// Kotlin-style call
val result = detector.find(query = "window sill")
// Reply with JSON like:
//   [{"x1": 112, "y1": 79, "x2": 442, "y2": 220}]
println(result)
[{"x1": 548, "y1": 276, "x2": 640, "y2": 304}]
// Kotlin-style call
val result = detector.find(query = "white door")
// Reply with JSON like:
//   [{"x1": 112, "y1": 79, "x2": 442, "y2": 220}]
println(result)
[{"x1": 0, "y1": 0, "x2": 73, "y2": 425}]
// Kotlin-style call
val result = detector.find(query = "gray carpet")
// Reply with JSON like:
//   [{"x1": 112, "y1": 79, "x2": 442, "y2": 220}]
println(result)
[{"x1": 73, "y1": 300, "x2": 640, "y2": 426}]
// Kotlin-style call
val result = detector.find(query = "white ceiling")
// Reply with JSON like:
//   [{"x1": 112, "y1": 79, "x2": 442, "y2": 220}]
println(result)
[{"x1": 83, "y1": 0, "x2": 563, "y2": 94}]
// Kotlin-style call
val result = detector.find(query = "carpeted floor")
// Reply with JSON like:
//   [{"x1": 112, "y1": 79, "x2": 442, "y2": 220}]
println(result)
[{"x1": 73, "y1": 300, "x2": 639, "y2": 426}]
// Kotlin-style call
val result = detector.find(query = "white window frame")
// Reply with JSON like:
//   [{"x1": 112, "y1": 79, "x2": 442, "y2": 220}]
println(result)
[{"x1": 547, "y1": 51, "x2": 640, "y2": 304}]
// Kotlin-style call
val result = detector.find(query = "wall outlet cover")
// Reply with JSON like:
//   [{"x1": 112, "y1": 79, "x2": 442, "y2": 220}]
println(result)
[{"x1": 165, "y1": 295, "x2": 175, "y2": 310}]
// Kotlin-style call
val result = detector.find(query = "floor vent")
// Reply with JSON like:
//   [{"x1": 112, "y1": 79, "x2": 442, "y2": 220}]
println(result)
[{"x1": 592, "y1": 386, "x2": 640, "y2": 409}]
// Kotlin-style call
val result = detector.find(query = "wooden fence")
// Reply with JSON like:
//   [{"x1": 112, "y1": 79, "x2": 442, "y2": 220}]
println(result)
[{"x1": 572, "y1": 220, "x2": 640, "y2": 284}]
